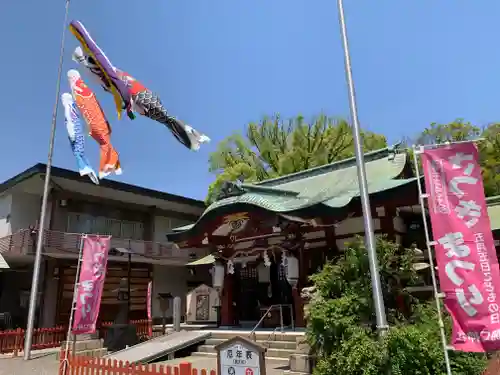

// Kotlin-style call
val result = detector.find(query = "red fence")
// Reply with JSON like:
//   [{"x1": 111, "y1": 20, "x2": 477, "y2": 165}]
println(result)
[
  {"x1": 0, "y1": 320, "x2": 153, "y2": 355},
  {"x1": 0, "y1": 326, "x2": 65, "y2": 355},
  {"x1": 59, "y1": 355, "x2": 217, "y2": 375},
  {"x1": 99, "y1": 319, "x2": 153, "y2": 341}
]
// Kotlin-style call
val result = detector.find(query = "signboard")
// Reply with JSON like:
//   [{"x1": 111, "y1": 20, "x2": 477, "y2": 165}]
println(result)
[
  {"x1": 421, "y1": 142, "x2": 500, "y2": 352},
  {"x1": 215, "y1": 336, "x2": 266, "y2": 375},
  {"x1": 186, "y1": 284, "x2": 219, "y2": 323},
  {"x1": 72, "y1": 235, "x2": 111, "y2": 334}
]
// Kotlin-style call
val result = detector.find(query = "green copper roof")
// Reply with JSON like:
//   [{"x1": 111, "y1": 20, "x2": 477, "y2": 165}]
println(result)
[
  {"x1": 205, "y1": 146, "x2": 409, "y2": 211},
  {"x1": 487, "y1": 196, "x2": 500, "y2": 231},
  {"x1": 169, "y1": 145, "x2": 416, "y2": 239}
]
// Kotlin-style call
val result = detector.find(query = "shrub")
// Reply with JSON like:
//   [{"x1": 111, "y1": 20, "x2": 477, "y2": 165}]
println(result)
[{"x1": 306, "y1": 236, "x2": 487, "y2": 375}]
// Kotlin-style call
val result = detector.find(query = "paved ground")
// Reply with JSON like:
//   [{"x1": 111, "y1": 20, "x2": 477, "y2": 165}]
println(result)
[
  {"x1": 0, "y1": 352, "x2": 287, "y2": 375},
  {"x1": 158, "y1": 356, "x2": 288, "y2": 375},
  {"x1": 0, "y1": 351, "x2": 60, "y2": 375}
]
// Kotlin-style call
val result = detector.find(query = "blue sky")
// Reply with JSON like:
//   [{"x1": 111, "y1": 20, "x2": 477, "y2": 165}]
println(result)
[{"x1": 1, "y1": 1, "x2": 499, "y2": 201}]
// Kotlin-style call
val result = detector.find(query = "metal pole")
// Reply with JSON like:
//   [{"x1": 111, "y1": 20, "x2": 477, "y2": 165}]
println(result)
[
  {"x1": 128, "y1": 252, "x2": 132, "y2": 317},
  {"x1": 61, "y1": 235, "x2": 85, "y2": 374},
  {"x1": 336, "y1": 0, "x2": 389, "y2": 336},
  {"x1": 24, "y1": 0, "x2": 71, "y2": 360},
  {"x1": 412, "y1": 146, "x2": 453, "y2": 375}
]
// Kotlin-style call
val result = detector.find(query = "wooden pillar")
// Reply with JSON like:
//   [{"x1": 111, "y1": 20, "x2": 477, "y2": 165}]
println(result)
[
  {"x1": 292, "y1": 287, "x2": 305, "y2": 327},
  {"x1": 378, "y1": 205, "x2": 396, "y2": 241},
  {"x1": 220, "y1": 273, "x2": 234, "y2": 326},
  {"x1": 48, "y1": 190, "x2": 57, "y2": 230},
  {"x1": 295, "y1": 247, "x2": 306, "y2": 328},
  {"x1": 144, "y1": 206, "x2": 156, "y2": 241}
]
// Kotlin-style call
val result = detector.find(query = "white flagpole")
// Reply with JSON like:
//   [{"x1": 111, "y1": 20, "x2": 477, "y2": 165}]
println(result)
[
  {"x1": 336, "y1": 0, "x2": 389, "y2": 336},
  {"x1": 412, "y1": 145, "x2": 453, "y2": 375}
]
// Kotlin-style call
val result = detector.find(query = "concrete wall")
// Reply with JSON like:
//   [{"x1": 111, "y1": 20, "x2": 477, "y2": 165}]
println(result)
[
  {"x1": 152, "y1": 265, "x2": 190, "y2": 318},
  {"x1": 153, "y1": 215, "x2": 193, "y2": 243},
  {"x1": 0, "y1": 194, "x2": 12, "y2": 237},
  {"x1": 9, "y1": 192, "x2": 44, "y2": 232}
]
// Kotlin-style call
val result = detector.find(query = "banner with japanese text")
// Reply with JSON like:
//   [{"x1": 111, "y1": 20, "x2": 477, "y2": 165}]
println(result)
[
  {"x1": 147, "y1": 281, "x2": 153, "y2": 337},
  {"x1": 72, "y1": 235, "x2": 111, "y2": 335},
  {"x1": 421, "y1": 142, "x2": 500, "y2": 352}
]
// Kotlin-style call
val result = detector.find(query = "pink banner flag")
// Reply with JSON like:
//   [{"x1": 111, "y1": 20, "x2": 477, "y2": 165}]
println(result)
[
  {"x1": 147, "y1": 281, "x2": 153, "y2": 337},
  {"x1": 72, "y1": 235, "x2": 111, "y2": 335},
  {"x1": 422, "y1": 142, "x2": 500, "y2": 352}
]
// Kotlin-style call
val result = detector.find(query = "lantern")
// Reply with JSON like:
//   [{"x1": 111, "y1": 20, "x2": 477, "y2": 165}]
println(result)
[
  {"x1": 285, "y1": 254, "x2": 299, "y2": 287},
  {"x1": 212, "y1": 261, "x2": 225, "y2": 290}
]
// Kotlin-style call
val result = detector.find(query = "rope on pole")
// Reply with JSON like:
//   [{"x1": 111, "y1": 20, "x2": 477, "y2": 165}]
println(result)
[{"x1": 24, "y1": 0, "x2": 72, "y2": 360}]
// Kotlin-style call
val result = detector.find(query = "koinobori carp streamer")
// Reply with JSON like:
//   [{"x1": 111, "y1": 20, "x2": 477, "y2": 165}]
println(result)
[{"x1": 67, "y1": 69, "x2": 122, "y2": 179}]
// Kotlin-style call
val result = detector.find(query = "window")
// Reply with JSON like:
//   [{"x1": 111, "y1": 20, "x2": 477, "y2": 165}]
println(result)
[{"x1": 67, "y1": 213, "x2": 144, "y2": 240}]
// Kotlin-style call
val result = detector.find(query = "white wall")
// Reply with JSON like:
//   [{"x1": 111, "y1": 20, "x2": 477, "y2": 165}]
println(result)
[
  {"x1": 9, "y1": 192, "x2": 47, "y2": 232},
  {"x1": 152, "y1": 265, "x2": 190, "y2": 318},
  {"x1": 0, "y1": 194, "x2": 12, "y2": 237},
  {"x1": 153, "y1": 216, "x2": 172, "y2": 243},
  {"x1": 153, "y1": 215, "x2": 194, "y2": 243}
]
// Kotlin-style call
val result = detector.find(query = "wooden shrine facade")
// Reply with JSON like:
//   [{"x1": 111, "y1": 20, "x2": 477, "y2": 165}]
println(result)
[{"x1": 168, "y1": 146, "x2": 427, "y2": 328}]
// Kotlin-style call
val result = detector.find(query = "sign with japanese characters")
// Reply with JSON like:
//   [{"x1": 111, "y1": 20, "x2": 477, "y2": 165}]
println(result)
[
  {"x1": 215, "y1": 336, "x2": 266, "y2": 375},
  {"x1": 421, "y1": 142, "x2": 500, "y2": 352},
  {"x1": 72, "y1": 235, "x2": 111, "y2": 334}
]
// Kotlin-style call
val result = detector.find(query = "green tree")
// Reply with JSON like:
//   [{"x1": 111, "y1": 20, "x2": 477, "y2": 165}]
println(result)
[
  {"x1": 416, "y1": 120, "x2": 481, "y2": 145},
  {"x1": 414, "y1": 119, "x2": 500, "y2": 196},
  {"x1": 207, "y1": 114, "x2": 387, "y2": 203},
  {"x1": 306, "y1": 237, "x2": 487, "y2": 375},
  {"x1": 479, "y1": 123, "x2": 500, "y2": 197}
]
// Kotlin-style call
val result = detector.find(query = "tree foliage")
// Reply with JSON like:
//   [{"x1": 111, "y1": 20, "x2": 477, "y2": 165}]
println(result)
[
  {"x1": 414, "y1": 119, "x2": 500, "y2": 197},
  {"x1": 306, "y1": 237, "x2": 487, "y2": 375},
  {"x1": 206, "y1": 115, "x2": 387, "y2": 203}
]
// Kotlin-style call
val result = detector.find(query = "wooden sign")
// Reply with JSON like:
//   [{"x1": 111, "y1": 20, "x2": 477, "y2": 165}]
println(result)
[{"x1": 215, "y1": 336, "x2": 266, "y2": 375}]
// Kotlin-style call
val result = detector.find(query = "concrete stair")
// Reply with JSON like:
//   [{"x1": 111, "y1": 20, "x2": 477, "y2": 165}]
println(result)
[
  {"x1": 57, "y1": 338, "x2": 107, "y2": 360},
  {"x1": 190, "y1": 331, "x2": 305, "y2": 368}
]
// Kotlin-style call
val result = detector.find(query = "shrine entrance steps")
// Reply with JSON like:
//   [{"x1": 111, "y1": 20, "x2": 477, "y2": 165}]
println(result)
[{"x1": 191, "y1": 330, "x2": 306, "y2": 368}]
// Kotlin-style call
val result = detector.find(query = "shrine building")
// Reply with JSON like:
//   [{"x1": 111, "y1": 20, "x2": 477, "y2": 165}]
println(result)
[{"x1": 167, "y1": 144, "x2": 426, "y2": 328}]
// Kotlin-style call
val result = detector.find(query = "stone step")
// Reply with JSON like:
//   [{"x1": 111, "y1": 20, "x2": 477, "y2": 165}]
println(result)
[
  {"x1": 57, "y1": 347, "x2": 108, "y2": 360},
  {"x1": 197, "y1": 345, "x2": 294, "y2": 359},
  {"x1": 60, "y1": 339, "x2": 104, "y2": 351},
  {"x1": 191, "y1": 351, "x2": 289, "y2": 367},
  {"x1": 284, "y1": 371, "x2": 310, "y2": 375},
  {"x1": 204, "y1": 338, "x2": 297, "y2": 350},
  {"x1": 209, "y1": 332, "x2": 303, "y2": 343}
]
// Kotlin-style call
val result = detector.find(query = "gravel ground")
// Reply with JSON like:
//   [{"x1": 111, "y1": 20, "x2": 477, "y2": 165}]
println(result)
[{"x1": 0, "y1": 351, "x2": 60, "y2": 375}]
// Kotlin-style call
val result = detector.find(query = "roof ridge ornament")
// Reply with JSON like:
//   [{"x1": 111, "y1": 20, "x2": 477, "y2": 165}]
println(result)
[{"x1": 216, "y1": 181, "x2": 247, "y2": 201}]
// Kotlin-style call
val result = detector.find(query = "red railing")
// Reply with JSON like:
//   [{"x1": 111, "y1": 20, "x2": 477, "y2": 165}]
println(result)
[
  {"x1": 0, "y1": 320, "x2": 154, "y2": 355},
  {"x1": 0, "y1": 326, "x2": 66, "y2": 355},
  {"x1": 99, "y1": 319, "x2": 154, "y2": 341},
  {"x1": 0, "y1": 229, "x2": 208, "y2": 262},
  {"x1": 59, "y1": 355, "x2": 216, "y2": 375}
]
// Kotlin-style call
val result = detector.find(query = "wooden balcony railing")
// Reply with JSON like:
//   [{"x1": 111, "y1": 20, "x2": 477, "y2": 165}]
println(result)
[{"x1": 0, "y1": 229, "x2": 208, "y2": 263}]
